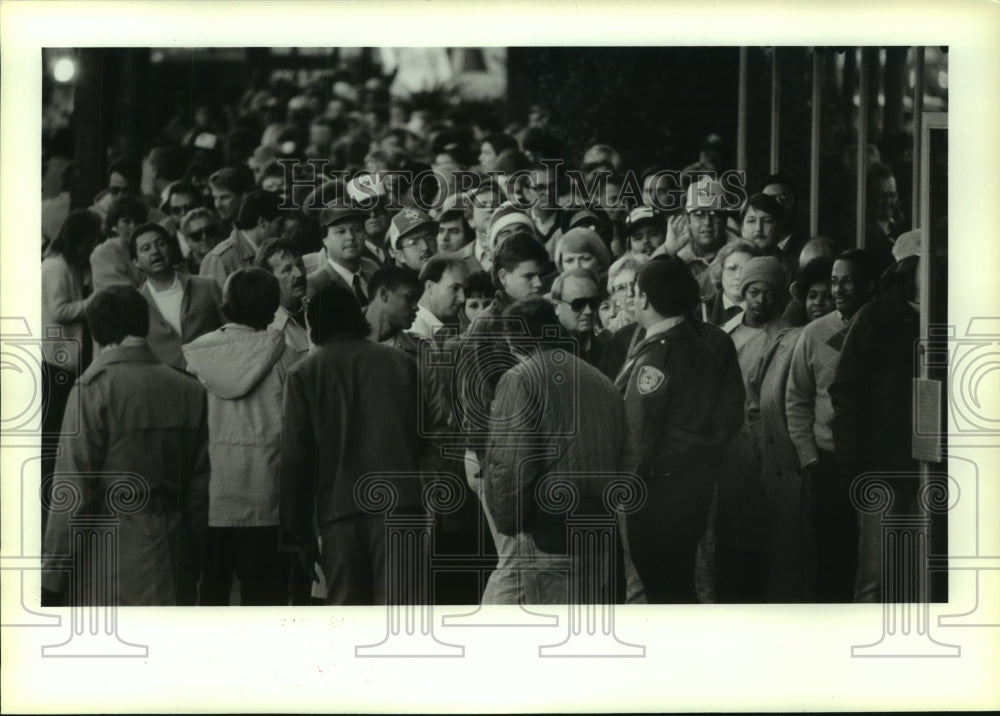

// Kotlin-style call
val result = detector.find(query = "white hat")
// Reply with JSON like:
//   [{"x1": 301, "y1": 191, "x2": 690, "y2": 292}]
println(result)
[{"x1": 892, "y1": 229, "x2": 922, "y2": 263}]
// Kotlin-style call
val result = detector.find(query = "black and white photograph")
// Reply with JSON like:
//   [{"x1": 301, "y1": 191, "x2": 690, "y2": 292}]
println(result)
[{"x1": 2, "y1": 1, "x2": 999, "y2": 713}]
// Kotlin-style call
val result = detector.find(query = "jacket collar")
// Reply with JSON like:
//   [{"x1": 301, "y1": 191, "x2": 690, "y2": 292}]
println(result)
[{"x1": 84, "y1": 339, "x2": 161, "y2": 375}]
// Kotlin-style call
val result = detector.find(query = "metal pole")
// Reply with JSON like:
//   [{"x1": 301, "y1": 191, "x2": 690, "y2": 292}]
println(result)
[
  {"x1": 911, "y1": 47, "x2": 925, "y2": 227},
  {"x1": 770, "y1": 48, "x2": 780, "y2": 173},
  {"x1": 737, "y1": 47, "x2": 748, "y2": 173},
  {"x1": 856, "y1": 47, "x2": 872, "y2": 249},
  {"x1": 809, "y1": 49, "x2": 822, "y2": 237}
]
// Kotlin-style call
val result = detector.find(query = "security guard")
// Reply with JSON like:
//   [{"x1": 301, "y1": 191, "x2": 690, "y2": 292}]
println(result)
[{"x1": 616, "y1": 255, "x2": 742, "y2": 603}]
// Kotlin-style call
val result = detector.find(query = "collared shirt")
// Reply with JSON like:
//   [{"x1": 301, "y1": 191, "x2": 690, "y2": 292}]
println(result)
[
  {"x1": 146, "y1": 273, "x2": 184, "y2": 336},
  {"x1": 409, "y1": 303, "x2": 444, "y2": 340},
  {"x1": 269, "y1": 304, "x2": 310, "y2": 355},
  {"x1": 101, "y1": 335, "x2": 146, "y2": 354},
  {"x1": 327, "y1": 257, "x2": 367, "y2": 301},
  {"x1": 643, "y1": 315, "x2": 686, "y2": 341},
  {"x1": 474, "y1": 240, "x2": 491, "y2": 271},
  {"x1": 722, "y1": 293, "x2": 743, "y2": 311},
  {"x1": 777, "y1": 234, "x2": 792, "y2": 253},
  {"x1": 365, "y1": 240, "x2": 386, "y2": 264},
  {"x1": 241, "y1": 229, "x2": 259, "y2": 255}
]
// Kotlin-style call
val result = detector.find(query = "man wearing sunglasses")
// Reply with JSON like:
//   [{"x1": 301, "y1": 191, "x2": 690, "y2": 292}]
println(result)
[
  {"x1": 180, "y1": 208, "x2": 224, "y2": 275},
  {"x1": 551, "y1": 267, "x2": 605, "y2": 368}
]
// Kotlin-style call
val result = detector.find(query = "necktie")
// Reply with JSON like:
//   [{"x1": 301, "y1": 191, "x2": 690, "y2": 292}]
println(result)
[
  {"x1": 724, "y1": 305, "x2": 743, "y2": 322},
  {"x1": 352, "y1": 274, "x2": 368, "y2": 308}
]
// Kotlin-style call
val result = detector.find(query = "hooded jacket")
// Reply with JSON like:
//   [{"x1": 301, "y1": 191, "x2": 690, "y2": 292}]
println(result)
[{"x1": 182, "y1": 324, "x2": 298, "y2": 527}]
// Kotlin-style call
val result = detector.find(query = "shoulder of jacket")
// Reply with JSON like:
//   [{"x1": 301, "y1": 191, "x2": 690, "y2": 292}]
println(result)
[{"x1": 207, "y1": 239, "x2": 235, "y2": 257}]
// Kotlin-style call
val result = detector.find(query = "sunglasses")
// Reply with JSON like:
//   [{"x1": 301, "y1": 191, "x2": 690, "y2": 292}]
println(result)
[
  {"x1": 188, "y1": 226, "x2": 220, "y2": 242},
  {"x1": 557, "y1": 296, "x2": 602, "y2": 313},
  {"x1": 171, "y1": 203, "x2": 197, "y2": 216},
  {"x1": 108, "y1": 185, "x2": 128, "y2": 196}
]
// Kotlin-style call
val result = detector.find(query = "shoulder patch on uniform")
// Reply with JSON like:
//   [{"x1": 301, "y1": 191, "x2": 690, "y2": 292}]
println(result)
[{"x1": 636, "y1": 365, "x2": 666, "y2": 394}]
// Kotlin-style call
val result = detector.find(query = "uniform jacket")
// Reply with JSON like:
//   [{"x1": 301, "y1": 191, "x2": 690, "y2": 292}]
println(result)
[
  {"x1": 618, "y1": 319, "x2": 734, "y2": 475},
  {"x1": 90, "y1": 238, "x2": 143, "y2": 292},
  {"x1": 829, "y1": 287, "x2": 919, "y2": 467},
  {"x1": 139, "y1": 272, "x2": 224, "y2": 371},
  {"x1": 41, "y1": 341, "x2": 209, "y2": 605},
  {"x1": 199, "y1": 228, "x2": 257, "y2": 289},
  {"x1": 41, "y1": 253, "x2": 91, "y2": 369},
  {"x1": 182, "y1": 324, "x2": 298, "y2": 527},
  {"x1": 280, "y1": 335, "x2": 423, "y2": 541},
  {"x1": 483, "y1": 348, "x2": 638, "y2": 553}
]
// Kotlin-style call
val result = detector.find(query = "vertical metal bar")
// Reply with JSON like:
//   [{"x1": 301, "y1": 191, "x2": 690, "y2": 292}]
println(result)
[
  {"x1": 856, "y1": 47, "x2": 872, "y2": 249},
  {"x1": 770, "y1": 48, "x2": 780, "y2": 173},
  {"x1": 911, "y1": 47, "x2": 926, "y2": 227},
  {"x1": 737, "y1": 47, "x2": 748, "y2": 173},
  {"x1": 810, "y1": 49, "x2": 822, "y2": 237}
]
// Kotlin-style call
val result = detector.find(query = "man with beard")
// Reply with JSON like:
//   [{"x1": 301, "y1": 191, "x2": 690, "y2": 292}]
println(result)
[
  {"x1": 409, "y1": 255, "x2": 468, "y2": 340},
  {"x1": 131, "y1": 223, "x2": 224, "y2": 371},
  {"x1": 625, "y1": 206, "x2": 667, "y2": 257},
  {"x1": 741, "y1": 193, "x2": 797, "y2": 280},
  {"x1": 388, "y1": 208, "x2": 436, "y2": 277},
  {"x1": 255, "y1": 237, "x2": 310, "y2": 356},
  {"x1": 305, "y1": 206, "x2": 380, "y2": 304},
  {"x1": 364, "y1": 265, "x2": 423, "y2": 358},
  {"x1": 551, "y1": 267, "x2": 605, "y2": 368}
]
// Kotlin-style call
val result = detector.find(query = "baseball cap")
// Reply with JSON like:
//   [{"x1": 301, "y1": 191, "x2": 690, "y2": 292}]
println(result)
[{"x1": 388, "y1": 208, "x2": 437, "y2": 249}]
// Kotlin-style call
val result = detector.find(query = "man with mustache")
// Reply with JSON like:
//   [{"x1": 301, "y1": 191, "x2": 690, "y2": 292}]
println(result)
[
  {"x1": 131, "y1": 223, "x2": 224, "y2": 371},
  {"x1": 305, "y1": 206, "x2": 380, "y2": 305},
  {"x1": 625, "y1": 206, "x2": 667, "y2": 257},
  {"x1": 255, "y1": 237, "x2": 310, "y2": 356},
  {"x1": 388, "y1": 207, "x2": 437, "y2": 277}
]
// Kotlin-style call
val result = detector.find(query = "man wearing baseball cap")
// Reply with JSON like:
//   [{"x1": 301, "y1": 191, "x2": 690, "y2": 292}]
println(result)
[
  {"x1": 625, "y1": 206, "x2": 667, "y2": 257},
  {"x1": 346, "y1": 173, "x2": 392, "y2": 267},
  {"x1": 305, "y1": 206, "x2": 380, "y2": 305},
  {"x1": 675, "y1": 177, "x2": 736, "y2": 301},
  {"x1": 716, "y1": 255, "x2": 790, "y2": 603},
  {"x1": 388, "y1": 207, "x2": 437, "y2": 276}
]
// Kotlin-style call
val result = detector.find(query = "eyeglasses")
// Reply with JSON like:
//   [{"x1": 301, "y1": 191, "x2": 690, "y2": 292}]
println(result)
[
  {"x1": 171, "y1": 204, "x2": 197, "y2": 216},
  {"x1": 611, "y1": 279, "x2": 637, "y2": 296},
  {"x1": 557, "y1": 296, "x2": 602, "y2": 313},
  {"x1": 188, "y1": 226, "x2": 220, "y2": 242},
  {"x1": 401, "y1": 236, "x2": 429, "y2": 250}
]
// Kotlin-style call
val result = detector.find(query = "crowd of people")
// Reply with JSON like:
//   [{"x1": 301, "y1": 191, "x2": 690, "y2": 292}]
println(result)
[{"x1": 39, "y1": 63, "x2": 925, "y2": 607}]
